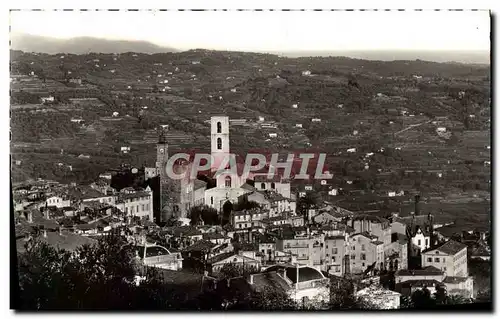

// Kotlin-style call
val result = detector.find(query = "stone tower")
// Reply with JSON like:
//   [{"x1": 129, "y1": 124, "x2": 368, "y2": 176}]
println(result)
[
  {"x1": 156, "y1": 127, "x2": 169, "y2": 223},
  {"x1": 210, "y1": 116, "x2": 230, "y2": 172}
]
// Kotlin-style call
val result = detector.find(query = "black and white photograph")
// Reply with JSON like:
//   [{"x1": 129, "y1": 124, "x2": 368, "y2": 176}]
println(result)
[{"x1": 8, "y1": 8, "x2": 492, "y2": 311}]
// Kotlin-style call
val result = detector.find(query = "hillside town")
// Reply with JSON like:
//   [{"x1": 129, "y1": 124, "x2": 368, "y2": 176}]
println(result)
[
  {"x1": 10, "y1": 10, "x2": 491, "y2": 311},
  {"x1": 13, "y1": 116, "x2": 490, "y2": 310}
]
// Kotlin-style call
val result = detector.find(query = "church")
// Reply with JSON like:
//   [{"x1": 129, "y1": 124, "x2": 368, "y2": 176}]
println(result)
[{"x1": 146, "y1": 116, "x2": 294, "y2": 223}]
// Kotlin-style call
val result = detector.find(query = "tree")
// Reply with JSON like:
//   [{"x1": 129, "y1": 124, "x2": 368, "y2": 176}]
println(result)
[
  {"x1": 16, "y1": 228, "x2": 156, "y2": 310},
  {"x1": 411, "y1": 288, "x2": 436, "y2": 309},
  {"x1": 189, "y1": 205, "x2": 219, "y2": 225},
  {"x1": 433, "y1": 285, "x2": 447, "y2": 305},
  {"x1": 297, "y1": 191, "x2": 321, "y2": 217},
  {"x1": 329, "y1": 278, "x2": 368, "y2": 309}
]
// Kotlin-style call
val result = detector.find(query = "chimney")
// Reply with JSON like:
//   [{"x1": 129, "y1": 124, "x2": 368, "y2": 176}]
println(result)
[
  {"x1": 415, "y1": 195, "x2": 420, "y2": 216},
  {"x1": 249, "y1": 274, "x2": 254, "y2": 285},
  {"x1": 58, "y1": 227, "x2": 62, "y2": 235},
  {"x1": 27, "y1": 210, "x2": 33, "y2": 223},
  {"x1": 295, "y1": 263, "x2": 299, "y2": 290},
  {"x1": 43, "y1": 230, "x2": 47, "y2": 238}
]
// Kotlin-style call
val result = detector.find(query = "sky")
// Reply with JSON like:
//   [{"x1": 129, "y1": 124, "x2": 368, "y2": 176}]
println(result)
[{"x1": 10, "y1": 10, "x2": 491, "y2": 52}]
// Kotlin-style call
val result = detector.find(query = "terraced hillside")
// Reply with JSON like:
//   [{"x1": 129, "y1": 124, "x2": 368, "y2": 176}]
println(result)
[{"x1": 10, "y1": 49, "x2": 491, "y2": 228}]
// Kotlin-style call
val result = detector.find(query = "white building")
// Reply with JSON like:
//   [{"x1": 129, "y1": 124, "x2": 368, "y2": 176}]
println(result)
[
  {"x1": 205, "y1": 116, "x2": 253, "y2": 212},
  {"x1": 115, "y1": 187, "x2": 154, "y2": 221},
  {"x1": 45, "y1": 195, "x2": 71, "y2": 208},
  {"x1": 355, "y1": 286, "x2": 401, "y2": 309}
]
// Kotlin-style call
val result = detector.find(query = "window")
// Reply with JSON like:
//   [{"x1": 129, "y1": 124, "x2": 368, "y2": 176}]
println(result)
[
  {"x1": 444, "y1": 267, "x2": 447, "y2": 271},
  {"x1": 137, "y1": 205, "x2": 139, "y2": 212},
  {"x1": 217, "y1": 138, "x2": 222, "y2": 150},
  {"x1": 435, "y1": 257, "x2": 440, "y2": 262},
  {"x1": 125, "y1": 207, "x2": 129, "y2": 214},
  {"x1": 361, "y1": 244, "x2": 365, "y2": 251},
  {"x1": 351, "y1": 254, "x2": 355, "y2": 260},
  {"x1": 352, "y1": 246, "x2": 355, "y2": 250},
  {"x1": 333, "y1": 248, "x2": 338, "y2": 254},
  {"x1": 211, "y1": 197, "x2": 214, "y2": 205},
  {"x1": 141, "y1": 204, "x2": 145, "y2": 211},
  {"x1": 332, "y1": 256, "x2": 336, "y2": 262},
  {"x1": 261, "y1": 183, "x2": 266, "y2": 190},
  {"x1": 271, "y1": 182, "x2": 275, "y2": 189},
  {"x1": 326, "y1": 253, "x2": 329, "y2": 257},
  {"x1": 418, "y1": 239, "x2": 421, "y2": 246},
  {"x1": 217, "y1": 122, "x2": 222, "y2": 133},
  {"x1": 361, "y1": 253, "x2": 366, "y2": 260},
  {"x1": 362, "y1": 263, "x2": 365, "y2": 267},
  {"x1": 427, "y1": 257, "x2": 432, "y2": 262},
  {"x1": 425, "y1": 239, "x2": 429, "y2": 246},
  {"x1": 225, "y1": 176, "x2": 232, "y2": 188}
]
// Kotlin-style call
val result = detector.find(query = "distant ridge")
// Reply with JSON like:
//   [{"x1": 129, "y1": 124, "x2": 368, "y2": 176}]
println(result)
[
  {"x1": 10, "y1": 33, "x2": 178, "y2": 54},
  {"x1": 277, "y1": 50, "x2": 490, "y2": 65}
]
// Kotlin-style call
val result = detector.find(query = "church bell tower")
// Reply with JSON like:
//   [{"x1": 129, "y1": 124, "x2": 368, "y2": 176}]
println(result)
[{"x1": 210, "y1": 116, "x2": 230, "y2": 172}]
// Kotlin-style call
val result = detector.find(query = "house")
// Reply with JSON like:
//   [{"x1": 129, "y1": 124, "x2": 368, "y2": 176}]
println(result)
[
  {"x1": 258, "y1": 116, "x2": 265, "y2": 122},
  {"x1": 421, "y1": 240, "x2": 468, "y2": 277},
  {"x1": 324, "y1": 235, "x2": 347, "y2": 276},
  {"x1": 295, "y1": 123, "x2": 303, "y2": 128},
  {"x1": 121, "y1": 146, "x2": 131, "y2": 154},
  {"x1": 269, "y1": 133, "x2": 277, "y2": 138},
  {"x1": 114, "y1": 187, "x2": 154, "y2": 221},
  {"x1": 16, "y1": 229, "x2": 97, "y2": 253},
  {"x1": 134, "y1": 243, "x2": 183, "y2": 271},
  {"x1": 313, "y1": 210, "x2": 344, "y2": 225},
  {"x1": 207, "y1": 252, "x2": 261, "y2": 273},
  {"x1": 181, "y1": 239, "x2": 217, "y2": 272},
  {"x1": 350, "y1": 215, "x2": 391, "y2": 250},
  {"x1": 395, "y1": 279, "x2": 444, "y2": 296},
  {"x1": 442, "y1": 276, "x2": 474, "y2": 299},
  {"x1": 40, "y1": 96, "x2": 55, "y2": 104},
  {"x1": 258, "y1": 237, "x2": 277, "y2": 263},
  {"x1": 166, "y1": 226, "x2": 203, "y2": 247},
  {"x1": 231, "y1": 209, "x2": 268, "y2": 230},
  {"x1": 202, "y1": 232, "x2": 231, "y2": 245},
  {"x1": 45, "y1": 195, "x2": 71, "y2": 209},
  {"x1": 436, "y1": 127, "x2": 447, "y2": 133},
  {"x1": 392, "y1": 212, "x2": 434, "y2": 257},
  {"x1": 256, "y1": 264, "x2": 330, "y2": 306},
  {"x1": 347, "y1": 148, "x2": 356, "y2": 153},
  {"x1": 387, "y1": 234, "x2": 409, "y2": 271},
  {"x1": 276, "y1": 232, "x2": 324, "y2": 268},
  {"x1": 292, "y1": 104, "x2": 298, "y2": 109},
  {"x1": 302, "y1": 70, "x2": 312, "y2": 76},
  {"x1": 328, "y1": 188, "x2": 338, "y2": 196},
  {"x1": 252, "y1": 174, "x2": 292, "y2": 199},
  {"x1": 394, "y1": 266, "x2": 445, "y2": 284},
  {"x1": 355, "y1": 286, "x2": 401, "y2": 309},
  {"x1": 348, "y1": 233, "x2": 384, "y2": 274}
]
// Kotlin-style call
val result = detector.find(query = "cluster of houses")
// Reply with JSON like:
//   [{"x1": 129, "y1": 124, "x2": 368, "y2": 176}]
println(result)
[{"x1": 13, "y1": 178, "x2": 155, "y2": 250}]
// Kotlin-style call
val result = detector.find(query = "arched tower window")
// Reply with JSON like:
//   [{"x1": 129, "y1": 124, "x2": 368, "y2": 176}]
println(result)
[
  {"x1": 217, "y1": 122, "x2": 222, "y2": 133},
  {"x1": 217, "y1": 137, "x2": 222, "y2": 150},
  {"x1": 261, "y1": 183, "x2": 266, "y2": 190},
  {"x1": 225, "y1": 176, "x2": 232, "y2": 188},
  {"x1": 271, "y1": 182, "x2": 276, "y2": 189}
]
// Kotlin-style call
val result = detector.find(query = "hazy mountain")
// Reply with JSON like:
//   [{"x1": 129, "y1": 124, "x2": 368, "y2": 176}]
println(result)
[{"x1": 10, "y1": 33, "x2": 177, "y2": 54}]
